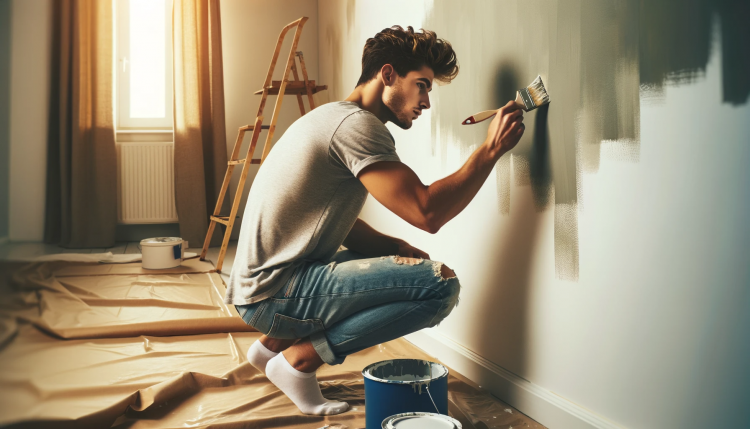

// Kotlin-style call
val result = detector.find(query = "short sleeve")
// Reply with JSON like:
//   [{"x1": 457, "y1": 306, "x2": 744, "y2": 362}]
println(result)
[{"x1": 329, "y1": 111, "x2": 401, "y2": 177}]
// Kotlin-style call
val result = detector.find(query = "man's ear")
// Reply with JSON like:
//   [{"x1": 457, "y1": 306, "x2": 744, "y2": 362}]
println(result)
[{"x1": 380, "y1": 64, "x2": 396, "y2": 87}]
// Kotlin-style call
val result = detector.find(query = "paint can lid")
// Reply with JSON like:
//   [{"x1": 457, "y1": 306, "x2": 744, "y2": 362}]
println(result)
[
  {"x1": 382, "y1": 412, "x2": 461, "y2": 429},
  {"x1": 140, "y1": 237, "x2": 183, "y2": 247}
]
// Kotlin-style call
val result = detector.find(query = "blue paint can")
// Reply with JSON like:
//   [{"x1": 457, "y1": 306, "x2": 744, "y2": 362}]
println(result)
[
  {"x1": 381, "y1": 412, "x2": 462, "y2": 429},
  {"x1": 362, "y1": 359, "x2": 449, "y2": 429}
]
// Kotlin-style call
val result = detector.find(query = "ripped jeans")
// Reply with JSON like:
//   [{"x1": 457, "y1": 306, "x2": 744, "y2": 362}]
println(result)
[{"x1": 235, "y1": 250, "x2": 460, "y2": 365}]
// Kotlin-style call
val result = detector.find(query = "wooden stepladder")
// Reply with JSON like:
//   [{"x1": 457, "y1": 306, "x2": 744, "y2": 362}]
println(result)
[{"x1": 200, "y1": 17, "x2": 327, "y2": 272}]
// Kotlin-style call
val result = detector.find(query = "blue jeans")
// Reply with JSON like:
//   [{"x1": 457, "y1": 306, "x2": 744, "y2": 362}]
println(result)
[{"x1": 235, "y1": 250, "x2": 460, "y2": 365}]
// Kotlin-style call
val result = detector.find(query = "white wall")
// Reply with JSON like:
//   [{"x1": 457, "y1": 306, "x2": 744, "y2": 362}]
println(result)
[
  {"x1": 318, "y1": 1, "x2": 750, "y2": 428},
  {"x1": 220, "y1": 0, "x2": 318, "y2": 240},
  {"x1": 8, "y1": 0, "x2": 51, "y2": 241}
]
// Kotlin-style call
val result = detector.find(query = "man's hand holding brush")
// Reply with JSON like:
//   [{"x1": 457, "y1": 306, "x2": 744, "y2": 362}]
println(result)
[
  {"x1": 357, "y1": 99, "x2": 526, "y2": 234},
  {"x1": 484, "y1": 100, "x2": 525, "y2": 159}
]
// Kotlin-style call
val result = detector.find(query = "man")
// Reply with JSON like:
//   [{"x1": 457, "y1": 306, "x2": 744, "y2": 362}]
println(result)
[{"x1": 227, "y1": 26, "x2": 524, "y2": 416}]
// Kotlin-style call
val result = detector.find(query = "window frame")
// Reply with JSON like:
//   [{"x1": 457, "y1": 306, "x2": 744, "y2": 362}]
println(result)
[{"x1": 114, "y1": 0, "x2": 173, "y2": 131}]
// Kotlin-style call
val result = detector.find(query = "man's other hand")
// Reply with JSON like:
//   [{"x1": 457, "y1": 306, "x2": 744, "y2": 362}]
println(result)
[{"x1": 396, "y1": 240, "x2": 430, "y2": 260}]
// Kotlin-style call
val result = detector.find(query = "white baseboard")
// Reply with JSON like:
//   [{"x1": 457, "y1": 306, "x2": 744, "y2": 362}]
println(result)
[{"x1": 406, "y1": 329, "x2": 624, "y2": 429}]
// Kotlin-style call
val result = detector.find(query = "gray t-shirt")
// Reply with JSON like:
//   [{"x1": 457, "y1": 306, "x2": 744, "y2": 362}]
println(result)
[{"x1": 225, "y1": 101, "x2": 401, "y2": 305}]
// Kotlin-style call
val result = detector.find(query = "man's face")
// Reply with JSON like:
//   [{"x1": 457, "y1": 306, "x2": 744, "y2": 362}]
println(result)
[{"x1": 383, "y1": 65, "x2": 434, "y2": 129}]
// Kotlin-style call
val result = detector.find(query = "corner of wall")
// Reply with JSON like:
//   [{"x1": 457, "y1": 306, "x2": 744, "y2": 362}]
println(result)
[
  {"x1": 8, "y1": 0, "x2": 52, "y2": 241},
  {"x1": 0, "y1": 0, "x2": 13, "y2": 240}
]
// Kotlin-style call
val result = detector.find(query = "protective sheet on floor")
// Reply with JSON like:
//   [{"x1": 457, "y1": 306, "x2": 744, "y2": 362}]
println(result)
[
  {"x1": 0, "y1": 326, "x2": 543, "y2": 429},
  {"x1": 0, "y1": 261, "x2": 253, "y2": 341},
  {"x1": 0, "y1": 260, "x2": 543, "y2": 429},
  {"x1": 52, "y1": 257, "x2": 217, "y2": 277}
]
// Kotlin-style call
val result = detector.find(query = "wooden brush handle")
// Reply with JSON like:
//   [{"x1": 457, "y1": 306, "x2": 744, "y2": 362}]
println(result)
[
  {"x1": 461, "y1": 110, "x2": 497, "y2": 125},
  {"x1": 462, "y1": 95, "x2": 528, "y2": 125}
]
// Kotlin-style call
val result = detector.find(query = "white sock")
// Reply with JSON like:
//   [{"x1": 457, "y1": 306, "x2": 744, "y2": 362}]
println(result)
[
  {"x1": 265, "y1": 353, "x2": 349, "y2": 415},
  {"x1": 247, "y1": 340, "x2": 278, "y2": 373}
]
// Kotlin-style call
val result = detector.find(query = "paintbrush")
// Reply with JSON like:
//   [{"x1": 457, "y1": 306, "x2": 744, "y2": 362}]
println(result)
[{"x1": 461, "y1": 75, "x2": 550, "y2": 125}]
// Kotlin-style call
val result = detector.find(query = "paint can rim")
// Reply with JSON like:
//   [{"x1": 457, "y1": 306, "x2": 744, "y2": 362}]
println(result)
[
  {"x1": 140, "y1": 237, "x2": 183, "y2": 247},
  {"x1": 362, "y1": 359, "x2": 449, "y2": 384},
  {"x1": 381, "y1": 412, "x2": 462, "y2": 429}
]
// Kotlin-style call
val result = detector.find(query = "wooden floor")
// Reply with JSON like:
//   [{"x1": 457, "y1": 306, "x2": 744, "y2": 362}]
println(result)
[{"x1": 0, "y1": 240, "x2": 240, "y2": 281}]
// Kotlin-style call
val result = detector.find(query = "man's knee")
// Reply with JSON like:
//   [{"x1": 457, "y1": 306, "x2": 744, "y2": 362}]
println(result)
[
  {"x1": 440, "y1": 263, "x2": 456, "y2": 280},
  {"x1": 431, "y1": 261, "x2": 460, "y2": 322},
  {"x1": 432, "y1": 261, "x2": 457, "y2": 282}
]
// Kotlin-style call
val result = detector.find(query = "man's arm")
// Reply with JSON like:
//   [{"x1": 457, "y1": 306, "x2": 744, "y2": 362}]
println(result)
[
  {"x1": 343, "y1": 218, "x2": 430, "y2": 259},
  {"x1": 358, "y1": 100, "x2": 525, "y2": 234}
]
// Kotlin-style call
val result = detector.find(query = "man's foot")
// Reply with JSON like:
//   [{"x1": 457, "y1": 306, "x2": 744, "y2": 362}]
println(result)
[
  {"x1": 247, "y1": 340, "x2": 278, "y2": 373},
  {"x1": 265, "y1": 353, "x2": 349, "y2": 415}
]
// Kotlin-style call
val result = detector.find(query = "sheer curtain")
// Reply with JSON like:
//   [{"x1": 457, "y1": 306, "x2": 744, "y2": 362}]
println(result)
[
  {"x1": 172, "y1": 0, "x2": 228, "y2": 247},
  {"x1": 45, "y1": 0, "x2": 118, "y2": 248}
]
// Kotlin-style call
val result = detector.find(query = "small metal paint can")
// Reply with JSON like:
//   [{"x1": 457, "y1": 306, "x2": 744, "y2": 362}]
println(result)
[
  {"x1": 140, "y1": 237, "x2": 184, "y2": 269},
  {"x1": 382, "y1": 412, "x2": 462, "y2": 429},
  {"x1": 363, "y1": 359, "x2": 449, "y2": 429}
]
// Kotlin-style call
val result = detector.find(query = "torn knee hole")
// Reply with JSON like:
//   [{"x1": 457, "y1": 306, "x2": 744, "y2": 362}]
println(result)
[
  {"x1": 432, "y1": 261, "x2": 456, "y2": 280},
  {"x1": 392, "y1": 256, "x2": 423, "y2": 266}
]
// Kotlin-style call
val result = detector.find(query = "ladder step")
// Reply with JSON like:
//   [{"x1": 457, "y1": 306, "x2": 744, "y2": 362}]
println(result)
[
  {"x1": 228, "y1": 158, "x2": 262, "y2": 166},
  {"x1": 254, "y1": 81, "x2": 327, "y2": 96},
  {"x1": 210, "y1": 216, "x2": 231, "y2": 226},
  {"x1": 239, "y1": 124, "x2": 270, "y2": 131}
]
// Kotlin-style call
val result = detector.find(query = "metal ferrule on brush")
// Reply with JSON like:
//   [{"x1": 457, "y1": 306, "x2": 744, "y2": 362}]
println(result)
[
  {"x1": 461, "y1": 75, "x2": 550, "y2": 125},
  {"x1": 517, "y1": 87, "x2": 536, "y2": 111}
]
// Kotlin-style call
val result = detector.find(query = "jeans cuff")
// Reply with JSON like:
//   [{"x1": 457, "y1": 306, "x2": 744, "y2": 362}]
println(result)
[{"x1": 310, "y1": 331, "x2": 345, "y2": 365}]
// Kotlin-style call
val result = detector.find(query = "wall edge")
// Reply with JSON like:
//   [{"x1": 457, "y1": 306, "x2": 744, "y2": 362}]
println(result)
[{"x1": 405, "y1": 329, "x2": 624, "y2": 429}]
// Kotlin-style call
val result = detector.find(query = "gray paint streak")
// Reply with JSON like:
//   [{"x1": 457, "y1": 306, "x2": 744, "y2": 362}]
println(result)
[
  {"x1": 317, "y1": 1, "x2": 750, "y2": 427},
  {"x1": 426, "y1": 0, "x2": 749, "y2": 281},
  {"x1": 0, "y1": 0, "x2": 11, "y2": 240}
]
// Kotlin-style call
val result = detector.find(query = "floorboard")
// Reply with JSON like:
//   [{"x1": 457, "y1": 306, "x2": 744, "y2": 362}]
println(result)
[{"x1": 106, "y1": 242, "x2": 128, "y2": 255}]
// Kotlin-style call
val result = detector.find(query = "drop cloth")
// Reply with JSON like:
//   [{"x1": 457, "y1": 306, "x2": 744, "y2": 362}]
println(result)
[{"x1": 0, "y1": 260, "x2": 544, "y2": 429}]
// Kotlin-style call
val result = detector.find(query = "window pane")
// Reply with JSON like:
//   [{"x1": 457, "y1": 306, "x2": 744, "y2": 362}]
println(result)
[{"x1": 129, "y1": 0, "x2": 166, "y2": 118}]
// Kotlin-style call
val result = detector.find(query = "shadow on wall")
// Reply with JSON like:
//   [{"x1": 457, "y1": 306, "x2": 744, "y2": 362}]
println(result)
[
  {"x1": 426, "y1": 0, "x2": 750, "y2": 282},
  {"x1": 469, "y1": 103, "x2": 552, "y2": 383}
]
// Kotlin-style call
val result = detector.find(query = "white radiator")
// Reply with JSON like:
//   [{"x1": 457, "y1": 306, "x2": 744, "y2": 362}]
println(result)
[{"x1": 116, "y1": 142, "x2": 178, "y2": 224}]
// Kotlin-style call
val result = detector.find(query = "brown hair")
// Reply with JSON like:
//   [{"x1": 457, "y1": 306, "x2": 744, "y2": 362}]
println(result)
[{"x1": 356, "y1": 25, "x2": 459, "y2": 87}]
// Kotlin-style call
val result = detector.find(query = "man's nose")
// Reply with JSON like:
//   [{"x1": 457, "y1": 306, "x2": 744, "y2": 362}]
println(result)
[{"x1": 421, "y1": 95, "x2": 431, "y2": 110}]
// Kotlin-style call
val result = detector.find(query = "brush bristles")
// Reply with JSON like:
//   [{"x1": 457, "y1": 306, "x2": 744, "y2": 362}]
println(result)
[{"x1": 526, "y1": 75, "x2": 550, "y2": 107}]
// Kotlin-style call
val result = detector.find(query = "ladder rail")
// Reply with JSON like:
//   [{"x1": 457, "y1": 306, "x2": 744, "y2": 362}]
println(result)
[
  {"x1": 289, "y1": 61, "x2": 306, "y2": 116},
  {"x1": 201, "y1": 17, "x2": 318, "y2": 272},
  {"x1": 255, "y1": 17, "x2": 308, "y2": 119},
  {"x1": 214, "y1": 116, "x2": 265, "y2": 268},
  {"x1": 259, "y1": 19, "x2": 308, "y2": 163},
  {"x1": 296, "y1": 51, "x2": 316, "y2": 109}
]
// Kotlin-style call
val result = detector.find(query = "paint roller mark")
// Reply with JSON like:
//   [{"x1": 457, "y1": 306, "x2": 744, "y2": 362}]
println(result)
[
  {"x1": 496, "y1": 155, "x2": 511, "y2": 214},
  {"x1": 555, "y1": 203, "x2": 579, "y2": 281}
]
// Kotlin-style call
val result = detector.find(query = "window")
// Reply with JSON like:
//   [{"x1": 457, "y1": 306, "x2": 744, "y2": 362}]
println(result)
[{"x1": 115, "y1": 0, "x2": 173, "y2": 130}]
